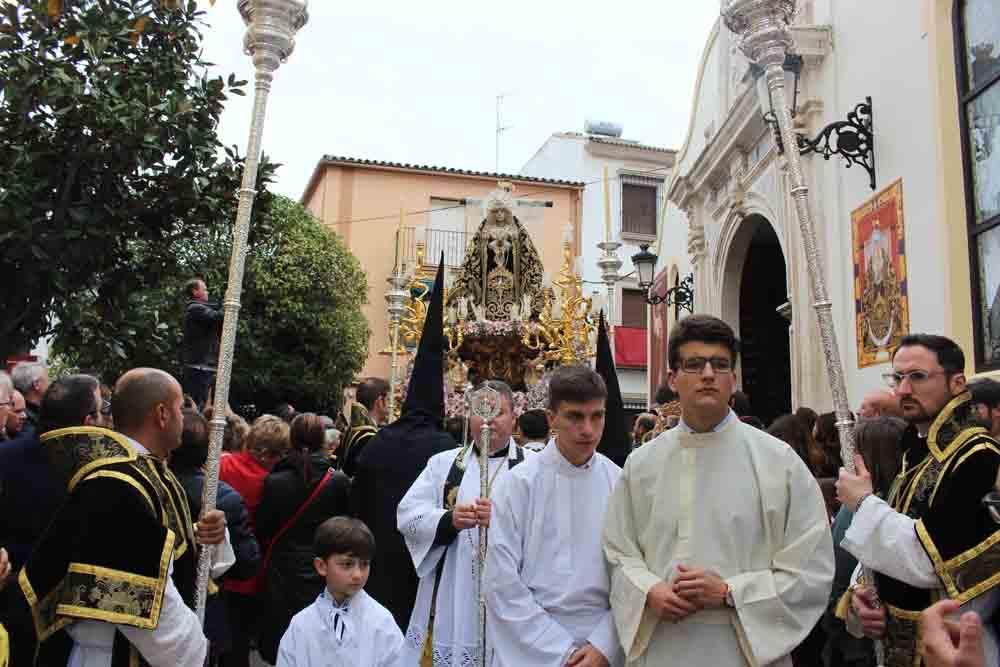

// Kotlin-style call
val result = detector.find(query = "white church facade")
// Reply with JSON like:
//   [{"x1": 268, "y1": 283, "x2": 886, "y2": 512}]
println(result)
[{"x1": 651, "y1": 0, "x2": 999, "y2": 421}]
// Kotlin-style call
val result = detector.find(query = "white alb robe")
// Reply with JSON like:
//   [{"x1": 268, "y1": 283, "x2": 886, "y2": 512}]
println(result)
[
  {"x1": 485, "y1": 440, "x2": 625, "y2": 667},
  {"x1": 602, "y1": 417, "x2": 834, "y2": 666},
  {"x1": 276, "y1": 589, "x2": 403, "y2": 667},
  {"x1": 397, "y1": 441, "x2": 523, "y2": 666}
]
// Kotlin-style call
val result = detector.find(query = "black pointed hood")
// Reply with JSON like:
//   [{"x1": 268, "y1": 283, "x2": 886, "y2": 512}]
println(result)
[
  {"x1": 596, "y1": 312, "x2": 629, "y2": 467},
  {"x1": 398, "y1": 258, "x2": 446, "y2": 425}
]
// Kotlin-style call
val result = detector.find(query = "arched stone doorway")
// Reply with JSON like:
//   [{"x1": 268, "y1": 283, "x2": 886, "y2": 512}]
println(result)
[{"x1": 721, "y1": 214, "x2": 792, "y2": 425}]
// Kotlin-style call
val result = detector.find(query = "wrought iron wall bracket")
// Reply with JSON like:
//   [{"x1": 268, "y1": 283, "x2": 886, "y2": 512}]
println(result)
[
  {"x1": 645, "y1": 273, "x2": 694, "y2": 312},
  {"x1": 768, "y1": 97, "x2": 876, "y2": 191}
]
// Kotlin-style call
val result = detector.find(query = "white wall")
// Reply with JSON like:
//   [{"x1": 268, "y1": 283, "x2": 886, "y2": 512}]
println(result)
[{"x1": 661, "y1": 2, "x2": 956, "y2": 414}]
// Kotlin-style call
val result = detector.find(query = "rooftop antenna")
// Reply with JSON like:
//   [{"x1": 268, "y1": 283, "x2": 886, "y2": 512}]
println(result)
[{"x1": 495, "y1": 92, "x2": 513, "y2": 173}]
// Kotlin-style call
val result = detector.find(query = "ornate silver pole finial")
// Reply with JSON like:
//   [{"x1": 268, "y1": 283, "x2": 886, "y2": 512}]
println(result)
[
  {"x1": 723, "y1": 3, "x2": 879, "y2": 663},
  {"x1": 469, "y1": 383, "x2": 502, "y2": 667},
  {"x1": 721, "y1": 0, "x2": 855, "y2": 470},
  {"x1": 195, "y1": 0, "x2": 309, "y2": 624}
]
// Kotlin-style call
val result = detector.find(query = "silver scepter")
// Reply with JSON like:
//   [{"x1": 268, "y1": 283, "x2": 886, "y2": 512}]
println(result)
[
  {"x1": 469, "y1": 383, "x2": 501, "y2": 667},
  {"x1": 194, "y1": 0, "x2": 309, "y2": 624},
  {"x1": 721, "y1": 2, "x2": 878, "y2": 663}
]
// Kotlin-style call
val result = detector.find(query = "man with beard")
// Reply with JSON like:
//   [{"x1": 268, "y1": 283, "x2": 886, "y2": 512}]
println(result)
[{"x1": 838, "y1": 334, "x2": 1000, "y2": 666}]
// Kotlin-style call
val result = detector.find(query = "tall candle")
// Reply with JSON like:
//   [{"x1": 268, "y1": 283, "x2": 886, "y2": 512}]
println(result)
[
  {"x1": 603, "y1": 166, "x2": 612, "y2": 243},
  {"x1": 395, "y1": 201, "x2": 404, "y2": 274}
]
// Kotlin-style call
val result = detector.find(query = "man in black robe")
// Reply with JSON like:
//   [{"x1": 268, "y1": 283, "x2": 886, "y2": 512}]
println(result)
[
  {"x1": 350, "y1": 261, "x2": 456, "y2": 631},
  {"x1": 838, "y1": 334, "x2": 1000, "y2": 666}
]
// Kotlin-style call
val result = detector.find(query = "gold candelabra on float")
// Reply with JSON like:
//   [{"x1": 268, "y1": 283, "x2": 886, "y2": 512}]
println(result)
[{"x1": 522, "y1": 236, "x2": 596, "y2": 366}]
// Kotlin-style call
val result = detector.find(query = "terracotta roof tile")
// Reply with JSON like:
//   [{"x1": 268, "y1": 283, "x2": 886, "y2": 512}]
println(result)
[{"x1": 319, "y1": 155, "x2": 585, "y2": 187}]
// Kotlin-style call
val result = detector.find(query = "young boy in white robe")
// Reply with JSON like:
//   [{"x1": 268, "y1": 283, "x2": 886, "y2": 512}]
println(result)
[
  {"x1": 486, "y1": 365, "x2": 625, "y2": 667},
  {"x1": 276, "y1": 517, "x2": 403, "y2": 667}
]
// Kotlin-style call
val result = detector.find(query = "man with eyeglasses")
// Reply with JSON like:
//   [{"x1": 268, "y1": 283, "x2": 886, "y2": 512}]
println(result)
[
  {"x1": 2, "y1": 391, "x2": 28, "y2": 440},
  {"x1": 837, "y1": 334, "x2": 1000, "y2": 667},
  {"x1": 603, "y1": 314, "x2": 834, "y2": 666}
]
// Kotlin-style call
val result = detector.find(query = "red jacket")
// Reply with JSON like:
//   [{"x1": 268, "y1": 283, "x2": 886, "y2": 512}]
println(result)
[{"x1": 220, "y1": 450, "x2": 269, "y2": 594}]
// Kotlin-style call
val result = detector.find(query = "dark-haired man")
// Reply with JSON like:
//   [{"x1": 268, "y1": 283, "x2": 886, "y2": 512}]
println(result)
[
  {"x1": 603, "y1": 314, "x2": 834, "y2": 666},
  {"x1": 969, "y1": 377, "x2": 1000, "y2": 438},
  {"x1": 397, "y1": 380, "x2": 530, "y2": 665},
  {"x1": 0, "y1": 373, "x2": 109, "y2": 570},
  {"x1": 181, "y1": 277, "x2": 223, "y2": 409},
  {"x1": 18, "y1": 367, "x2": 227, "y2": 666},
  {"x1": 514, "y1": 408, "x2": 549, "y2": 452},
  {"x1": 838, "y1": 335, "x2": 1000, "y2": 666},
  {"x1": 339, "y1": 377, "x2": 389, "y2": 476},
  {"x1": 486, "y1": 365, "x2": 624, "y2": 666}
]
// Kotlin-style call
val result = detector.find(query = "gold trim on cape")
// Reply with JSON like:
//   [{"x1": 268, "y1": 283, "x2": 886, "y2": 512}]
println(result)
[
  {"x1": 83, "y1": 470, "x2": 156, "y2": 515},
  {"x1": 21, "y1": 531, "x2": 175, "y2": 639},
  {"x1": 40, "y1": 426, "x2": 139, "y2": 492},
  {"x1": 927, "y1": 392, "x2": 988, "y2": 462}
]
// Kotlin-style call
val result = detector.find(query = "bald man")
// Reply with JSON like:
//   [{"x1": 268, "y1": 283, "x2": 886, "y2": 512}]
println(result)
[
  {"x1": 17, "y1": 368, "x2": 227, "y2": 666},
  {"x1": 858, "y1": 389, "x2": 903, "y2": 419}
]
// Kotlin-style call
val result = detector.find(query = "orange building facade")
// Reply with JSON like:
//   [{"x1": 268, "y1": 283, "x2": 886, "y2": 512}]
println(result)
[{"x1": 301, "y1": 156, "x2": 584, "y2": 380}]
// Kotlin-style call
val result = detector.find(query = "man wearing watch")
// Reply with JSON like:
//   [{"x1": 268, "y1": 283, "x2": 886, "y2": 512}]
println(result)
[{"x1": 603, "y1": 315, "x2": 834, "y2": 666}]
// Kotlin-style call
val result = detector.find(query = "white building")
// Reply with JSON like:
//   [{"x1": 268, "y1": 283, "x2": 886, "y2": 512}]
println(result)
[
  {"x1": 522, "y1": 125, "x2": 677, "y2": 412},
  {"x1": 652, "y1": 0, "x2": 999, "y2": 423}
]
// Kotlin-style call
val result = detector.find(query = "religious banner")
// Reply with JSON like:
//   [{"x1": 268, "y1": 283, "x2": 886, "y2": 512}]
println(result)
[
  {"x1": 852, "y1": 178, "x2": 910, "y2": 368},
  {"x1": 647, "y1": 269, "x2": 671, "y2": 398}
]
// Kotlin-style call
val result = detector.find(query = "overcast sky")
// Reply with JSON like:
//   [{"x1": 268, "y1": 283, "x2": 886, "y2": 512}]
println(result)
[{"x1": 197, "y1": 2, "x2": 721, "y2": 200}]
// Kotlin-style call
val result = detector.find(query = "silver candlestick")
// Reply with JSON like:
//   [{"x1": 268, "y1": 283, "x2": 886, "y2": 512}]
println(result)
[
  {"x1": 385, "y1": 272, "x2": 410, "y2": 417},
  {"x1": 196, "y1": 0, "x2": 309, "y2": 624},
  {"x1": 469, "y1": 383, "x2": 502, "y2": 667},
  {"x1": 597, "y1": 240, "x2": 624, "y2": 333}
]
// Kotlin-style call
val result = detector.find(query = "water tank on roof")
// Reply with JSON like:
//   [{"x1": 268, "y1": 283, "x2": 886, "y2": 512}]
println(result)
[{"x1": 584, "y1": 120, "x2": 623, "y2": 138}]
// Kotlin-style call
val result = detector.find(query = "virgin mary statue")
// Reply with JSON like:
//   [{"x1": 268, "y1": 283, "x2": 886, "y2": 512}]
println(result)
[{"x1": 448, "y1": 186, "x2": 546, "y2": 321}]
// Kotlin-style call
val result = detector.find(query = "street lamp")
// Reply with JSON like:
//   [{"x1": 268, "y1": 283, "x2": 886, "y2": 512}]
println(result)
[
  {"x1": 630, "y1": 244, "x2": 694, "y2": 312},
  {"x1": 748, "y1": 46, "x2": 876, "y2": 190},
  {"x1": 722, "y1": 0, "x2": 856, "y2": 469}
]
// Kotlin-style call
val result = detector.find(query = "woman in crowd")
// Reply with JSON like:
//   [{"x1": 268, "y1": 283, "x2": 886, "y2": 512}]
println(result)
[
  {"x1": 170, "y1": 409, "x2": 261, "y2": 664},
  {"x1": 822, "y1": 416, "x2": 906, "y2": 667},
  {"x1": 255, "y1": 412, "x2": 351, "y2": 664},
  {"x1": 768, "y1": 413, "x2": 826, "y2": 476},
  {"x1": 219, "y1": 414, "x2": 291, "y2": 667}
]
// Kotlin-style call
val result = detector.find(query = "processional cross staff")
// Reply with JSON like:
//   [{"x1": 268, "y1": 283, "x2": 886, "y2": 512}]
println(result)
[
  {"x1": 720, "y1": 0, "x2": 881, "y2": 663},
  {"x1": 468, "y1": 383, "x2": 502, "y2": 667},
  {"x1": 194, "y1": 0, "x2": 309, "y2": 623}
]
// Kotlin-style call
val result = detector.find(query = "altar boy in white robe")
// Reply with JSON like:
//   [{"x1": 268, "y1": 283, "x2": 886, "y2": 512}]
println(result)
[
  {"x1": 603, "y1": 314, "x2": 834, "y2": 666},
  {"x1": 276, "y1": 517, "x2": 403, "y2": 667},
  {"x1": 486, "y1": 364, "x2": 625, "y2": 667},
  {"x1": 397, "y1": 380, "x2": 529, "y2": 666}
]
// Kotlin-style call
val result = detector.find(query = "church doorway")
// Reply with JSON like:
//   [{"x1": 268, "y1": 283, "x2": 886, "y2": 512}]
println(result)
[{"x1": 737, "y1": 217, "x2": 791, "y2": 426}]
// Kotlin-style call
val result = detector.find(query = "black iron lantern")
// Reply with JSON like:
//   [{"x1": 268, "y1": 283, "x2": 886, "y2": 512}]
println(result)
[
  {"x1": 750, "y1": 53, "x2": 876, "y2": 190},
  {"x1": 631, "y1": 243, "x2": 658, "y2": 289},
  {"x1": 630, "y1": 244, "x2": 694, "y2": 312}
]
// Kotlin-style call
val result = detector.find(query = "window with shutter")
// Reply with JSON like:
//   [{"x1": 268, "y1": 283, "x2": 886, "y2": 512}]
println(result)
[
  {"x1": 622, "y1": 184, "x2": 658, "y2": 237},
  {"x1": 621, "y1": 289, "x2": 648, "y2": 329}
]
